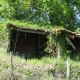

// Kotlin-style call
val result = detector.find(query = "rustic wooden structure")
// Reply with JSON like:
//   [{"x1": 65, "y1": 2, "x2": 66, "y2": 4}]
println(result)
[
  {"x1": 7, "y1": 23, "x2": 80, "y2": 59},
  {"x1": 7, "y1": 23, "x2": 49, "y2": 58}
]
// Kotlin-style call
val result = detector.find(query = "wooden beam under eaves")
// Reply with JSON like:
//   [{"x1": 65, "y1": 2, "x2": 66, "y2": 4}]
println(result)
[
  {"x1": 75, "y1": 34, "x2": 80, "y2": 38},
  {"x1": 13, "y1": 27, "x2": 46, "y2": 34},
  {"x1": 66, "y1": 37, "x2": 76, "y2": 50}
]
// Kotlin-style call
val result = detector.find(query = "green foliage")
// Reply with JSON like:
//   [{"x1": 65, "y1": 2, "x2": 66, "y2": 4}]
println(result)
[
  {"x1": 0, "y1": 47, "x2": 80, "y2": 80},
  {"x1": 24, "y1": 69, "x2": 32, "y2": 76},
  {"x1": 0, "y1": 0, "x2": 31, "y2": 19},
  {"x1": 55, "y1": 59, "x2": 66, "y2": 74},
  {"x1": 0, "y1": 0, "x2": 80, "y2": 79},
  {"x1": 72, "y1": 52, "x2": 80, "y2": 61},
  {"x1": 0, "y1": 0, "x2": 78, "y2": 30},
  {"x1": 66, "y1": 50, "x2": 72, "y2": 57},
  {"x1": 0, "y1": 21, "x2": 8, "y2": 44},
  {"x1": 46, "y1": 29, "x2": 67, "y2": 58},
  {"x1": 70, "y1": 60, "x2": 80, "y2": 79},
  {"x1": 45, "y1": 31, "x2": 57, "y2": 56}
]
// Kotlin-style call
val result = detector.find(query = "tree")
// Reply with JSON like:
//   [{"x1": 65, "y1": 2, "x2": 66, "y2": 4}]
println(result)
[{"x1": 0, "y1": 0, "x2": 79, "y2": 30}]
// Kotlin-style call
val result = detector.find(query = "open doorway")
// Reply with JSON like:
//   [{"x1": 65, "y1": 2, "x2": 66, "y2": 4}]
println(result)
[
  {"x1": 68, "y1": 37, "x2": 80, "y2": 59},
  {"x1": 10, "y1": 29, "x2": 48, "y2": 59}
]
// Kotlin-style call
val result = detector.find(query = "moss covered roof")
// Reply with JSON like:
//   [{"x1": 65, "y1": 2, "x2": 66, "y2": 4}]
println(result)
[
  {"x1": 0, "y1": 19, "x2": 78, "y2": 35},
  {"x1": 7, "y1": 23, "x2": 77, "y2": 35}
]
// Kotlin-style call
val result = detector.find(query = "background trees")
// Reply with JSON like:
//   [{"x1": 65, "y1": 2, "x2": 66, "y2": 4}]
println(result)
[{"x1": 0, "y1": 0, "x2": 80, "y2": 30}]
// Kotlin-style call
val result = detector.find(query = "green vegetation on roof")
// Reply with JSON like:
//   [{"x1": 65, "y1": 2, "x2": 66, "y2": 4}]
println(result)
[
  {"x1": 0, "y1": 19, "x2": 65, "y2": 30},
  {"x1": 0, "y1": 19, "x2": 64, "y2": 41},
  {"x1": 7, "y1": 19, "x2": 64, "y2": 30}
]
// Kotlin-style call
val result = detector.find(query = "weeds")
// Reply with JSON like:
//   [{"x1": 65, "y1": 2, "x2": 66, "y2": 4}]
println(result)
[{"x1": 0, "y1": 47, "x2": 80, "y2": 80}]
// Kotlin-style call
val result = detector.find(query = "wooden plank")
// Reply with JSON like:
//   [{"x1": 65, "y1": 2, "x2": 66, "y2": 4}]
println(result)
[
  {"x1": 66, "y1": 37, "x2": 76, "y2": 50},
  {"x1": 57, "y1": 46, "x2": 60, "y2": 58},
  {"x1": 10, "y1": 51, "x2": 13, "y2": 79},
  {"x1": 75, "y1": 34, "x2": 80, "y2": 38},
  {"x1": 7, "y1": 23, "x2": 49, "y2": 34},
  {"x1": 68, "y1": 35, "x2": 74, "y2": 39},
  {"x1": 66, "y1": 60, "x2": 70, "y2": 80},
  {"x1": 13, "y1": 27, "x2": 46, "y2": 34},
  {"x1": 39, "y1": 42, "x2": 47, "y2": 50}
]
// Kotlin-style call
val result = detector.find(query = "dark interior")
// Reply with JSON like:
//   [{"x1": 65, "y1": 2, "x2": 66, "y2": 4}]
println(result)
[
  {"x1": 70, "y1": 38, "x2": 80, "y2": 52},
  {"x1": 68, "y1": 37, "x2": 80, "y2": 58},
  {"x1": 10, "y1": 29, "x2": 48, "y2": 59}
]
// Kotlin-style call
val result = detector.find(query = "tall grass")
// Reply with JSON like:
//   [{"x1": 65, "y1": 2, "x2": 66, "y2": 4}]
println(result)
[{"x1": 0, "y1": 46, "x2": 80, "y2": 80}]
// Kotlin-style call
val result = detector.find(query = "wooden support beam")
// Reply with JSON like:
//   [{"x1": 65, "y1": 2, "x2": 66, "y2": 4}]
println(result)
[
  {"x1": 75, "y1": 34, "x2": 80, "y2": 38},
  {"x1": 13, "y1": 27, "x2": 46, "y2": 34},
  {"x1": 57, "y1": 45, "x2": 60, "y2": 58},
  {"x1": 39, "y1": 42, "x2": 47, "y2": 50},
  {"x1": 66, "y1": 37, "x2": 76, "y2": 50},
  {"x1": 66, "y1": 60, "x2": 70, "y2": 80},
  {"x1": 13, "y1": 31, "x2": 18, "y2": 53},
  {"x1": 68, "y1": 35, "x2": 74, "y2": 39}
]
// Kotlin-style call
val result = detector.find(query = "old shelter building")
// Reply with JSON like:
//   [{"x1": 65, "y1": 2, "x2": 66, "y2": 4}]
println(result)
[{"x1": 7, "y1": 23, "x2": 80, "y2": 59}]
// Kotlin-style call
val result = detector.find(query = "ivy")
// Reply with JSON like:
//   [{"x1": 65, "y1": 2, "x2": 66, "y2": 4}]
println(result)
[
  {"x1": 46, "y1": 30, "x2": 67, "y2": 58},
  {"x1": 7, "y1": 26, "x2": 13, "y2": 52}
]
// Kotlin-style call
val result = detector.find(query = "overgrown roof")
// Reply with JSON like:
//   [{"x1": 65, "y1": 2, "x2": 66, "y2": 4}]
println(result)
[
  {"x1": 1, "y1": 19, "x2": 79, "y2": 35},
  {"x1": 7, "y1": 23, "x2": 49, "y2": 34},
  {"x1": 7, "y1": 22, "x2": 77, "y2": 35}
]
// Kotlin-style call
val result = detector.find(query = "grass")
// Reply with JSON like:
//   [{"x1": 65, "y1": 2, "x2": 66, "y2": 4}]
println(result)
[
  {"x1": 6, "y1": 19, "x2": 64, "y2": 29},
  {"x1": 0, "y1": 44, "x2": 80, "y2": 80},
  {"x1": 0, "y1": 47, "x2": 52, "y2": 79},
  {"x1": 0, "y1": 47, "x2": 55, "y2": 80},
  {"x1": 1, "y1": 19, "x2": 45, "y2": 30}
]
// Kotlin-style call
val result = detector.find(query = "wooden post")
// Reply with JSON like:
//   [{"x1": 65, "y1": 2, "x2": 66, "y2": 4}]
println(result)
[
  {"x1": 66, "y1": 37, "x2": 76, "y2": 50},
  {"x1": 57, "y1": 45, "x2": 60, "y2": 58},
  {"x1": 66, "y1": 60, "x2": 70, "y2": 80},
  {"x1": 10, "y1": 51, "x2": 13, "y2": 80},
  {"x1": 13, "y1": 31, "x2": 18, "y2": 53}
]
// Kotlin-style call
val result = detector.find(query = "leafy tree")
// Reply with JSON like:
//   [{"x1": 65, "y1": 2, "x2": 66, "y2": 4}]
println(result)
[{"x1": 0, "y1": 0, "x2": 79, "y2": 30}]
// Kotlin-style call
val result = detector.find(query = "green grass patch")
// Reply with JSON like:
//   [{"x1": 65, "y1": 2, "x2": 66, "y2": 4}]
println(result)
[{"x1": 0, "y1": 46, "x2": 80, "y2": 80}]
